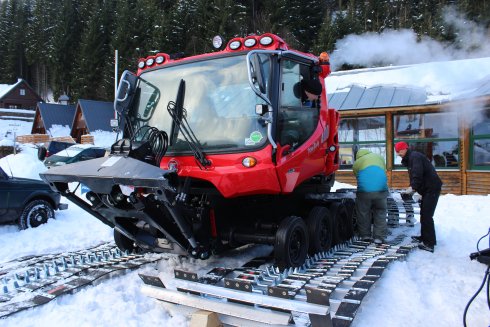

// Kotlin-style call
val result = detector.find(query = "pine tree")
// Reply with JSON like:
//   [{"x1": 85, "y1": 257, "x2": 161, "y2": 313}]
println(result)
[
  {"x1": 26, "y1": 0, "x2": 57, "y2": 100},
  {"x1": 71, "y1": 0, "x2": 114, "y2": 101},
  {"x1": 0, "y1": 0, "x2": 17, "y2": 84},
  {"x1": 49, "y1": 0, "x2": 83, "y2": 100},
  {"x1": 0, "y1": 0, "x2": 32, "y2": 84}
]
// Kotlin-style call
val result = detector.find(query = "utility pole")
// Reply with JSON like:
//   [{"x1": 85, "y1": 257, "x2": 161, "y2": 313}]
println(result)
[{"x1": 114, "y1": 49, "x2": 119, "y2": 119}]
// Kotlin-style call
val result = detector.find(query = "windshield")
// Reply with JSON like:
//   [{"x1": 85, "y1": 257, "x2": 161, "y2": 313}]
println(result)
[
  {"x1": 127, "y1": 55, "x2": 268, "y2": 152},
  {"x1": 53, "y1": 146, "x2": 89, "y2": 158}
]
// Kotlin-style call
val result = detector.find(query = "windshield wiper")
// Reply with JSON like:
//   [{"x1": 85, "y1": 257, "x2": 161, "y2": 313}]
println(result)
[{"x1": 167, "y1": 79, "x2": 211, "y2": 168}]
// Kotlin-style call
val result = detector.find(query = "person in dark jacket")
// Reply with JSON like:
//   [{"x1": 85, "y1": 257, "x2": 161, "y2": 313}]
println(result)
[
  {"x1": 294, "y1": 78, "x2": 322, "y2": 108},
  {"x1": 353, "y1": 149, "x2": 389, "y2": 244},
  {"x1": 395, "y1": 142, "x2": 443, "y2": 253}
]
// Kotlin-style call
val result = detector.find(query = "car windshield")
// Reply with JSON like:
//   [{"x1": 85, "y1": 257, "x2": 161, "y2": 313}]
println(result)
[
  {"x1": 54, "y1": 146, "x2": 89, "y2": 158},
  {"x1": 127, "y1": 54, "x2": 268, "y2": 152}
]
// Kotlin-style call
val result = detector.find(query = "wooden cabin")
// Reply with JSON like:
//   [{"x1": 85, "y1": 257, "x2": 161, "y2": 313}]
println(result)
[
  {"x1": 31, "y1": 103, "x2": 76, "y2": 135},
  {"x1": 0, "y1": 79, "x2": 42, "y2": 110},
  {"x1": 327, "y1": 60, "x2": 490, "y2": 195},
  {"x1": 70, "y1": 100, "x2": 115, "y2": 143}
]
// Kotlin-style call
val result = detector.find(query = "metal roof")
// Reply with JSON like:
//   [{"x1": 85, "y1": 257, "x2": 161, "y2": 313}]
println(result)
[
  {"x1": 327, "y1": 84, "x2": 429, "y2": 111},
  {"x1": 38, "y1": 103, "x2": 76, "y2": 130},
  {"x1": 77, "y1": 99, "x2": 115, "y2": 132},
  {"x1": 455, "y1": 75, "x2": 490, "y2": 100}
]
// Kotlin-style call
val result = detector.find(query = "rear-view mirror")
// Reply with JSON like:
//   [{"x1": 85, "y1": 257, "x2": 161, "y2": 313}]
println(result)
[{"x1": 114, "y1": 70, "x2": 138, "y2": 115}]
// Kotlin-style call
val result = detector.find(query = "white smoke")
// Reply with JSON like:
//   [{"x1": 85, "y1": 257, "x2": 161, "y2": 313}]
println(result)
[{"x1": 330, "y1": 6, "x2": 490, "y2": 70}]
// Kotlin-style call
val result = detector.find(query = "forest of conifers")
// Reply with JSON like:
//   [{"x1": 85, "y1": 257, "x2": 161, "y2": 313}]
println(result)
[{"x1": 0, "y1": 0, "x2": 488, "y2": 102}]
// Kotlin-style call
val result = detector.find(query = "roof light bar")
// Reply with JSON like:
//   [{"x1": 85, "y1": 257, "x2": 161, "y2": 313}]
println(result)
[
  {"x1": 229, "y1": 40, "x2": 241, "y2": 50},
  {"x1": 259, "y1": 36, "x2": 273, "y2": 46},
  {"x1": 155, "y1": 56, "x2": 165, "y2": 64},
  {"x1": 244, "y1": 38, "x2": 257, "y2": 47}
]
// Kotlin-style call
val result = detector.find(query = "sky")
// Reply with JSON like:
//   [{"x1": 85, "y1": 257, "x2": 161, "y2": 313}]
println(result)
[{"x1": 0, "y1": 129, "x2": 489, "y2": 327}]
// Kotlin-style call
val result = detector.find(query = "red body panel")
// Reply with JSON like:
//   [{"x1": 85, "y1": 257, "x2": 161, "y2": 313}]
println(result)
[
  {"x1": 142, "y1": 33, "x2": 339, "y2": 199},
  {"x1": 160, "y1": 145, "x2": 282, "y2": 198}
]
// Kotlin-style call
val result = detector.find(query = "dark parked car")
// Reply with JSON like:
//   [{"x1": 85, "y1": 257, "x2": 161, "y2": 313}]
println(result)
[
  {"x1": 0, "y1": 166, "x2": 68, "y2": 229},
  {"x1": 38, "y1": 140, "x2": 76, "y2": 161},
  {"x1": 44, "y1": 144, "x2": 106, "y2": 169}
]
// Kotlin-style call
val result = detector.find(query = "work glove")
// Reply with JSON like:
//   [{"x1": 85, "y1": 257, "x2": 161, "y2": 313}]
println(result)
[
  {"x1": 402, "y1": 186, "x2": 414, "y2": 195},
  {"x1": 412, "y1": 192, "x2": 422, "y2": 203}
]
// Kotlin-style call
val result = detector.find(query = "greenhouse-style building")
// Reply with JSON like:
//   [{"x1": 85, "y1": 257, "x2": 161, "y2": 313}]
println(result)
[{"x1": 327, "y1": 59, "x2": 490, "y2": 195}]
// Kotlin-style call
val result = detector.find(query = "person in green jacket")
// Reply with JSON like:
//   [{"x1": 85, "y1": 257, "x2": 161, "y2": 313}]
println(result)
[{"x1": 352, "y1": 149, "x2": 389, "y2": 244}]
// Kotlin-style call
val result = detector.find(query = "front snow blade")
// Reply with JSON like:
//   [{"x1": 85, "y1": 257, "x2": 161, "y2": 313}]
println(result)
[{"x1": 40, "y1": 155, "x2": 174, "y2": 194}]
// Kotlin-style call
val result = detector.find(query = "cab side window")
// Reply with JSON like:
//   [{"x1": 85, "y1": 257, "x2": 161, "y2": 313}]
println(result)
[{"x1": 278, "y1": 60, "x2": 320, "y2": 150}]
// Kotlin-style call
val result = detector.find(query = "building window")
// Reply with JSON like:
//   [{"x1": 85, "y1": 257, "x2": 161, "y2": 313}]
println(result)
[
  {"x1": 393, "y1": 112, "x2": 459, "y2": 168},
  {"x1": 470, "y1": 109, "x2": 490, "y2": 169},
  {"x1": 339, "y1": 116, "x2": 386, "y2": 168},
  {"x1": 19, "y1": 88, "x2": 25, "y2": 96}
]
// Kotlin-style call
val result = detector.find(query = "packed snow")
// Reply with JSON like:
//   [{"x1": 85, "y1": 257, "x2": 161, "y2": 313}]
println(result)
[{"x1": 0, "y1": 138, "x2": 488, "y2": 326}]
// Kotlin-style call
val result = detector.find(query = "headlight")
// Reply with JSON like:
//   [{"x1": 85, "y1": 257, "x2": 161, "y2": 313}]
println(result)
[
  {"x1": 137, "y1": 61, "x2": 145, "y2": 69},
  {"x1": 244, "y1": 38, "x2": 257, "y2": 47},
  {"x1": 155, "y1": 56, "x2": 165, "y2": 64},
  {"x1": 145, "y1": 58, "x2": 155, "y2": 66},
  {"x1": 242, "y1": 157, "x2": 257, "y2": 168},
  {"x1": 229, "y1": 40, "x2": 241, "y2": 50},
  {"x1": 212, "y1": 35, "x2": 223, "y2": 49},
  {"x1": 260, "y1": 36, "x2": 273, "y2": 46}
]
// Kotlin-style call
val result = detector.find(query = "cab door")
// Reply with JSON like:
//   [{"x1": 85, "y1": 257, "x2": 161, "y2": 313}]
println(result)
[{"x1": 275, "y1": 58, "x2": 326, "y2": 193}]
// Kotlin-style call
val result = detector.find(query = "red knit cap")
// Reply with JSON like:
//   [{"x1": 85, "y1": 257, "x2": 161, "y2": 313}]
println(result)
[{"x1": 395, "y1": 142, "x2": 409, "y2": 152}]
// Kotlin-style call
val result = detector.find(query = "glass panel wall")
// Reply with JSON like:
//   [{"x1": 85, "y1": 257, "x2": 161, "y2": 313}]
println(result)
[
  {"x1": 470, "y1": 109, "x2": 490, "y2": 169},
  {"x1": 393, "y1": 112, "x2": 459, "y2": 168},
  {"x1": 339, "y1": 116, "x2": 386, "y2": 167}
]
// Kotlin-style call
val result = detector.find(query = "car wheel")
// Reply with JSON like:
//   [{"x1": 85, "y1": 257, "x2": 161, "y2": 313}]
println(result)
[
  {"x1": 38, "y1": 146, "x2": 47, "y2": 161},
  {"x1": 19, "y1": 199, "x2": 55, "y2": 229}
]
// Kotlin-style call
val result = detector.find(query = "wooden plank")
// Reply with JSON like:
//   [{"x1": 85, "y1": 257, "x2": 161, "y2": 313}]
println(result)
[
  {"x1": 466, "y1": 182, "x2": 490, "y2": 187},
  {"x1": 386, "y1": 112, "x2": 393, "y2": 171},
  {"x1": 161, "y1": 302, "x2": 289, "y2": 327},
  {"x1": 189, "y1": 310, "x2": 222, "y2": 327},
  {"x1": 466, "y1": 176, "x2": 490, "y2": 181},
  {"x1": 141, "y1": 285, "x2": 294, "y2": 325},
  {"x1": 81, "y1": 134, "x2": 94, "y2": 144},
  {"x1": 466, "y1": 189, "x2": 490, "y2": 194},
  {"x1": 466, "y1": 186, "x2": 490, "y2": 191},
  {"x1": 15, "y1": 134, "x2": 50, "y2": 144}
]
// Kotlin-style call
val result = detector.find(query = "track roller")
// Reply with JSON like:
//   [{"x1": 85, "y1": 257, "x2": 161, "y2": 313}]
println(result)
[
  {"x1": 306, "y1": 206, "x2": 333, "y2": 255},
  {"x1": 274, "y1": 216, "x2": 309, "y2": 269}
]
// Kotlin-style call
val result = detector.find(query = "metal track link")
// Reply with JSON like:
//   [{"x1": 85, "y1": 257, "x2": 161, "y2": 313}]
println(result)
[
  {"x1": 0, "y1": 243, "x2": 165, "y2": 318},
  {"x1": 140, "y1": 236, "x2": 417, "y2": 327}
]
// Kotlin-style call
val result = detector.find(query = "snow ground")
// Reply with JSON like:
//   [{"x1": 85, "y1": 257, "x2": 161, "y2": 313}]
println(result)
[{"x1": 0, "y1": 139, "x2": 488, "y2": 327}]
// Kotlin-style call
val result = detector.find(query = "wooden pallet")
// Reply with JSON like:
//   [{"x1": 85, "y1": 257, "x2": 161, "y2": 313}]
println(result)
[
  {"x1": 15, "y1": 134, "x2": 50, "y2": 144},
  {"x1": 81, "y1": 134, "x2": 94, "y2": 144}
]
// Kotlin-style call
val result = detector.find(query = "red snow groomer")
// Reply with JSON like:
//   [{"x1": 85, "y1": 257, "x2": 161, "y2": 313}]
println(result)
[{"x1": 41, "y1": 33, "x2": 353, "y2": 268}]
